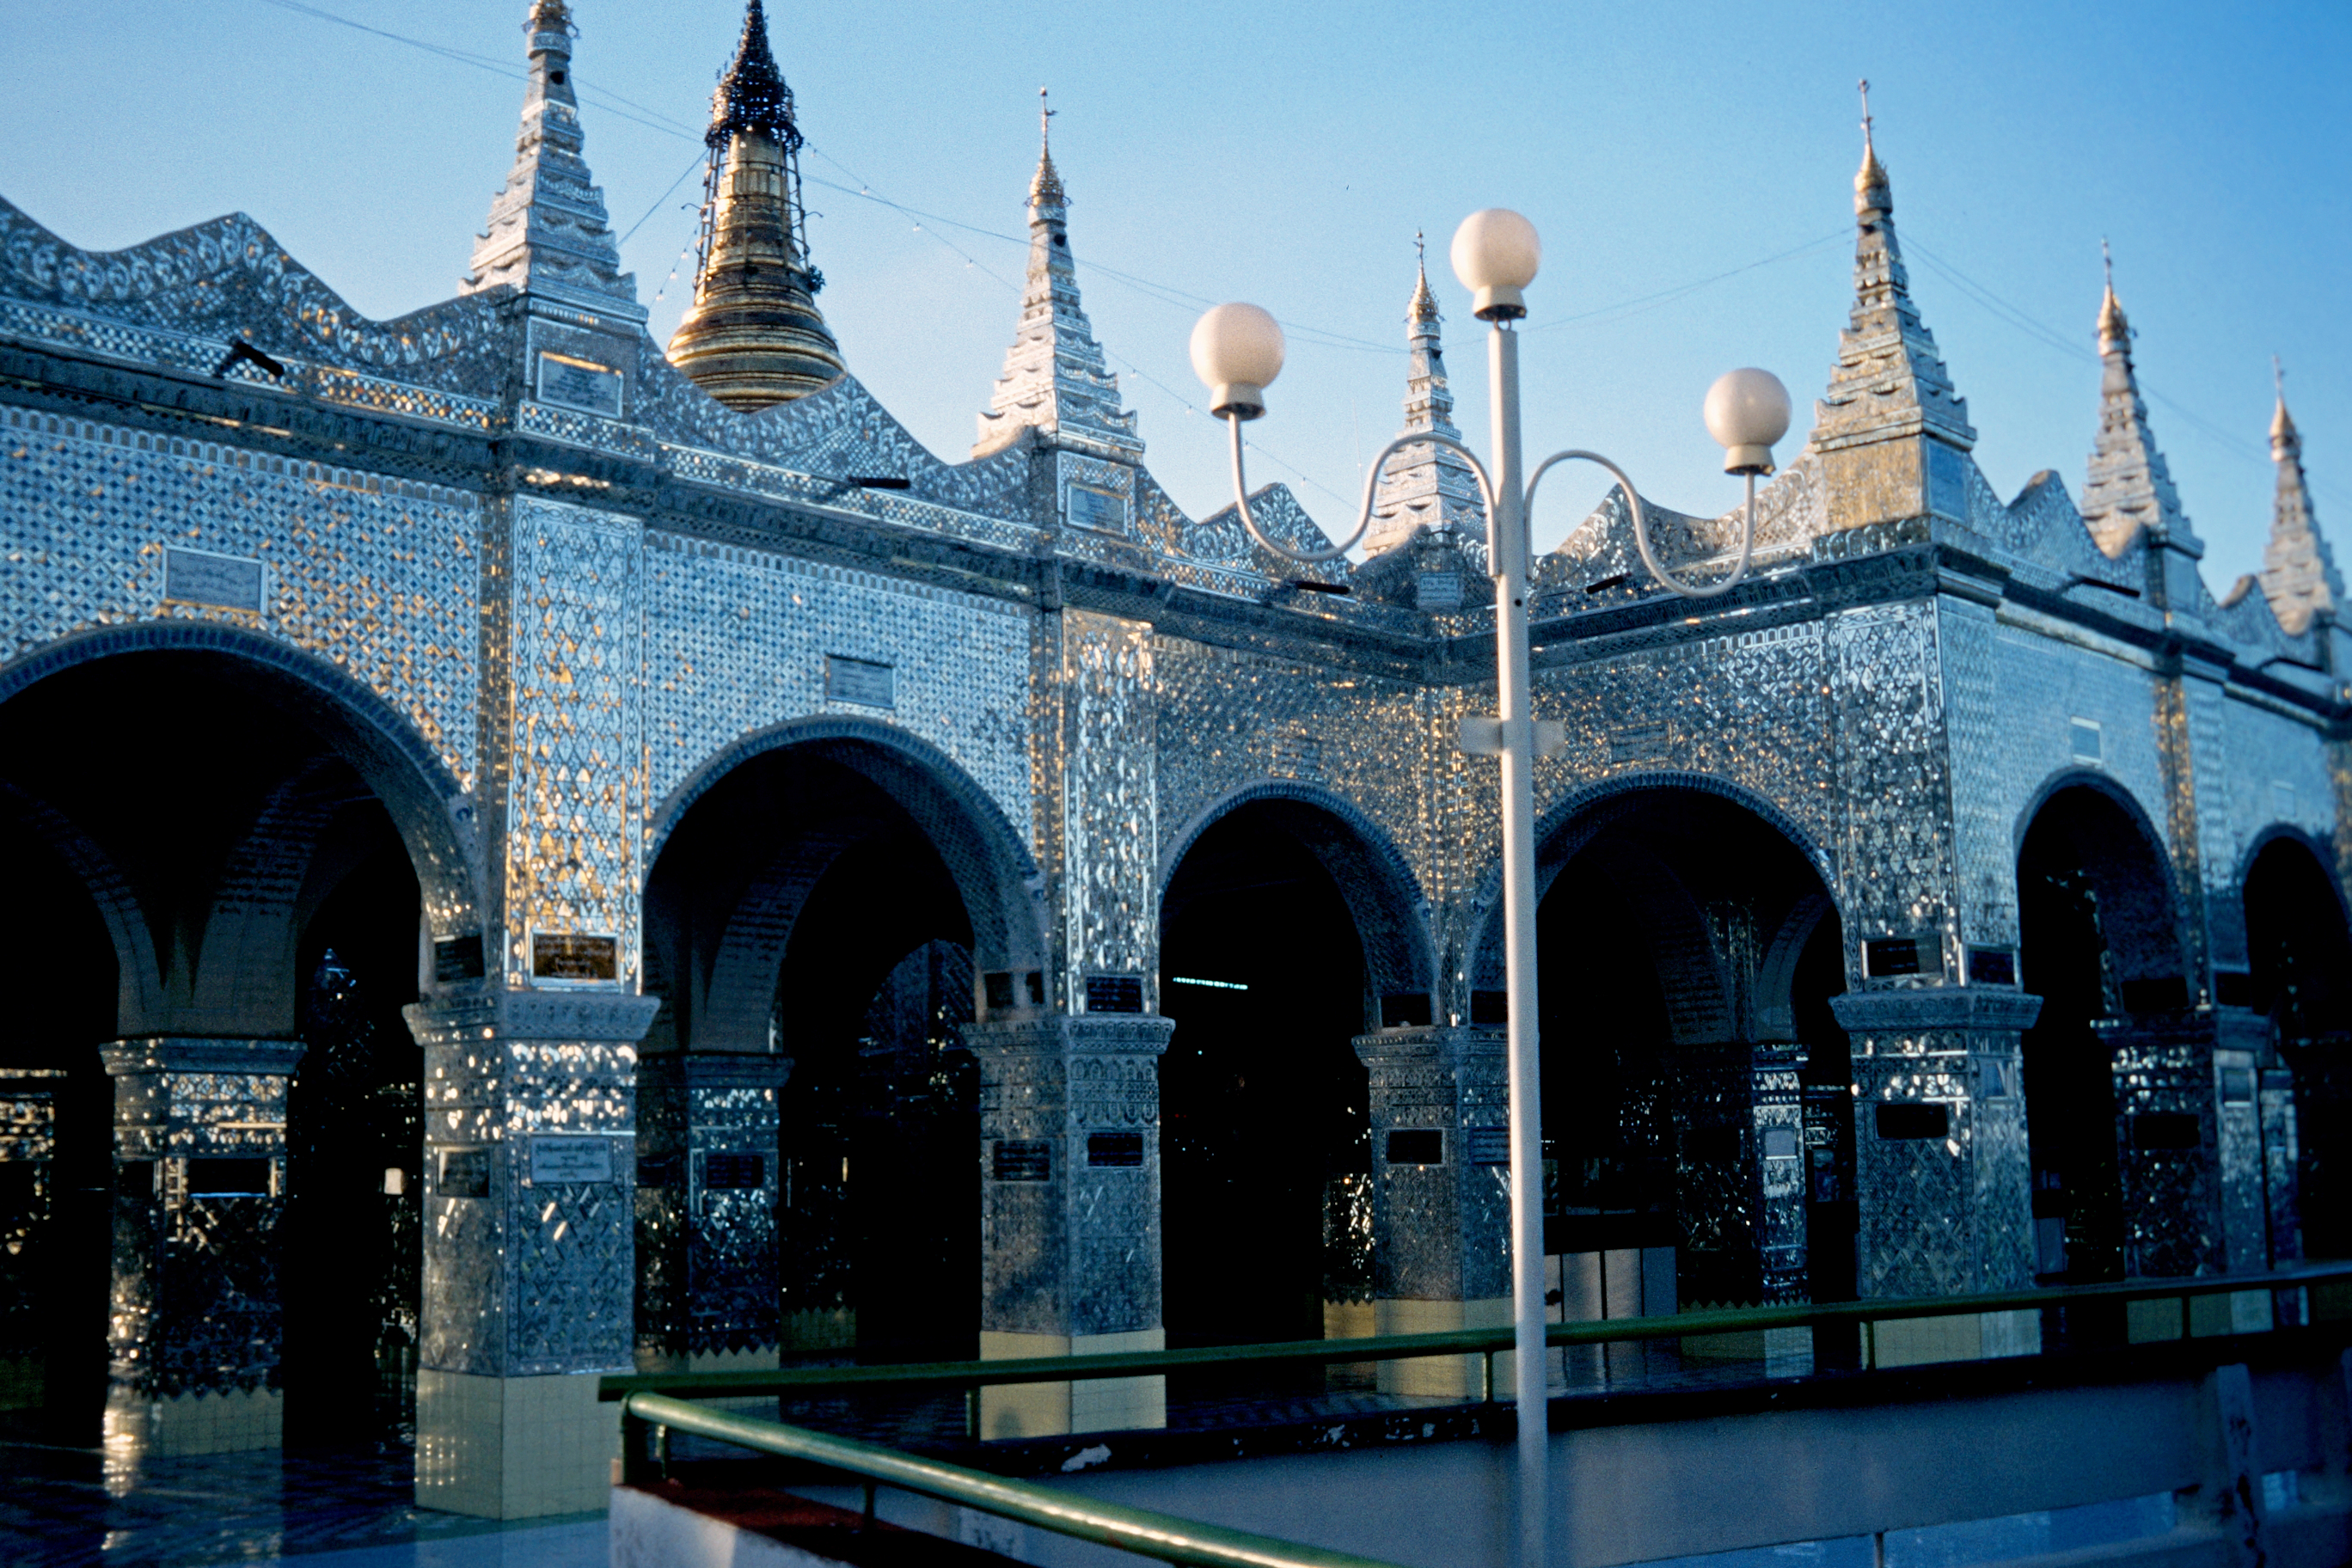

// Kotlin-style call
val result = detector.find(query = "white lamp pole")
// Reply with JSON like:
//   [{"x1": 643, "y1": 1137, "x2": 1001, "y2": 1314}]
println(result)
[{"x1": 1191, "y1": 212, "x2": 1791, "y2": 1568}]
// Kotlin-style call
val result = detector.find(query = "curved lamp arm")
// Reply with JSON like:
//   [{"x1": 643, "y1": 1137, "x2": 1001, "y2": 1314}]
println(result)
[
  {"x1": 1224, "y1": 413, "x2": 1498, "y2": 567},
  {"x1": 1526, "y1": 450, "x2": 1755, "y2": 599}
]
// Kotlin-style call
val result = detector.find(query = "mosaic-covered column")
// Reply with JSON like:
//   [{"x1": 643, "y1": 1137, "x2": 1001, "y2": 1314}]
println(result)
[
  {"x1": 967, "y1": 1011, "x2": 1170, "y2": 1439},
  {"x1": 634, "y1": 1052, "x2": 787, "y2": 1375},
  {"x1": 0, "y1": 1069, "x2": 64, "y2": 1418},
  {"x1": 1660, "y1": 1042, "x2": 1810, "y2": 1309},
  {"x1": 1831, "y1": 989, "x2": 2040, "y2": 1365},
  {"x1": 101, "y1": 1038, "x2": 303, "y2": 1457},
  {"x1": 1351, "y1": 1025, "x2": 1509, "y2": 1397},
  {"x1": 405, "y1": 990, "x2": 656, "y2": 1519},
  {"x1": 2104, "y1": 1013, "x2": 2227, "y2": 1283}
]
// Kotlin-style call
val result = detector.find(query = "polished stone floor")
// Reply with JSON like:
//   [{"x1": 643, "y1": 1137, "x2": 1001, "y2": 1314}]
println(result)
[{"x1": 0, "y1": 1433, "x2": 603, "y2": 1568}]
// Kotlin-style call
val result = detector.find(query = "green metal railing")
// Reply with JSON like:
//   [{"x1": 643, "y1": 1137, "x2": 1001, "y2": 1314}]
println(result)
[
  {"x1": 621, "y1": 1391, "x2": 1409, "y2": 1568},
  {"x1": 607, "y1": 1263, "x2": 2352, "y2": 1568},
  {"x1": 603, "y1": 1259, "x2": 2352, "y2": 1422}
]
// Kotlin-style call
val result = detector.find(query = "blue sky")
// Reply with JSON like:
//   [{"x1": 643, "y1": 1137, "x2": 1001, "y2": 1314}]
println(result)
[{"x1": 4, "y1": 1, "x2": 2344, "y2": 588}]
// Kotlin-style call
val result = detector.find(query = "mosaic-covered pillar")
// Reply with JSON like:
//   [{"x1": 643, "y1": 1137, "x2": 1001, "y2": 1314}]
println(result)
[
  {"x1": 1351, "y1": 1026, "x2": 1509, "y2": 1397},
  {"x1": 1831, "y1": 989, "x2": 2040, "y2": 1365},
  {"x1": 967, "y1": 1012, "x2": 1170, "y2": 1439},
  {"x1": 2104, "y1": 1013, "x2": 2226, "y2": 1283},
  {"x1": 634, "y1": 1052, "x2": 786, "y2": 1375},
  {"x1": 0, "y1": 1070, "x2": 63, "y2": 1417},
  {"x1": 100, "y1": 1038, "x2": 303, "y2": 1457},
  {"x1": 1661, "y1": 1043, "x2": 1810, "y2": 1309},
  {"x1": 405, "y1": 990, "x2": 656, "y2": 1519}
]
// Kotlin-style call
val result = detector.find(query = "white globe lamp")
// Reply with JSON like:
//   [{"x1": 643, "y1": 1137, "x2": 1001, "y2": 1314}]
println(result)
[
  {"x1": 1189, "y1": 303, "x2": 1285, "y2": 420},
  {"x1": 1450, "y1": 209, "x2": 1541, "y2": 321},
  {"x1": 1703, "y1": 368, "x2": 1792, "y2": 475}
]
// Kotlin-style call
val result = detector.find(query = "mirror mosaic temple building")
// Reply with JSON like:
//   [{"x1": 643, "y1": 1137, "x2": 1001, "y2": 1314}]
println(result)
[{"x1": 0, "y1": 0, "x2": 2346, "y2": 1522}]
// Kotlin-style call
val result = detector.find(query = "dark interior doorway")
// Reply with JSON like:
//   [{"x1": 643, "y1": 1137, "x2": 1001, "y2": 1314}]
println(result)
[
  {"x1": 282, "y1": 825, "x2": 421, "y2": 1451},
  {"x1": 2245, "y1": 836, "x2": 2352, "y2": 1260},
  {"x1": 2016, "y1": 786, "x2": 2178, "y2": 1285},
  {"x1": 1160, "y1": 805, "x2": 1371, "y2": 1353}
]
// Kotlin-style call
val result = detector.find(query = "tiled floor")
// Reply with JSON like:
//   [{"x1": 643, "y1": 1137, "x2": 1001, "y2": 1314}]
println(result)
[{"x1": 0, "y1": 1435, "x2": 603, "y2": 1567}]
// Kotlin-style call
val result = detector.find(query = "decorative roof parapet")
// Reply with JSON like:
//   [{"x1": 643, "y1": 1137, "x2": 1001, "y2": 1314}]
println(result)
[
  {"x1": 461, "y1": 0, "x2": 644, "y2": 322},
  {"x1": 971, "y1": 93, "x2": 1142, "y2": 462},
  {"x1": 2078, "y1": 247, "x2": 2202, "y2": 603},
  {"x1": 1364, "y1": 236, "x2": 1485, "y2": 558},
  {"x1": 1804, "y1": 83, "x2": 1975, "y2": 533},
  {"x1": 2262, "y1": 364, "x2": 2342, "y2": 636},
  {"x1": 666, "y1": 0, "x2": 844, "y2": 410}
]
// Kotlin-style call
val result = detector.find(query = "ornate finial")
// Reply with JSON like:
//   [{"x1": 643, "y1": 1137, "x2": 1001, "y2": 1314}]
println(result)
[
  {"x1": 709, "y1": 0, "x2": 798, "y2": 151},
  {"x1": 1854, "y1": 77, "x2": 1891, "y2": 215},
  {"x1": 527, "y1": 0, "x2": 573, "y2": 34},
  {"x1": 1030, "y1": 87, "x2": 1067, "y2": 209},
  {"x1": 2098, "y1": 238, "x2": 2129, "y2": 347},
  {"x1": 2274, "y1": 355, "x2": 2300, "y2": 450},
  {"x1": 1408, "y1": 231, "x2": 1440, "y2": 326}
]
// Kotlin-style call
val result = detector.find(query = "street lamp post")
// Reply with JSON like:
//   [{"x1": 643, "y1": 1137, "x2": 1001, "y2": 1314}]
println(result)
[{"x1": 1191, "y1": 210, "x2": 1792, "y2": 1568}]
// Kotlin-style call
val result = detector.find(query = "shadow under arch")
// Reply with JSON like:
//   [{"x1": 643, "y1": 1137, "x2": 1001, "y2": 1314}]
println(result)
[
  {"x1": 2015, "y1": 771, "x2": 2192, "y2": 1288},
  {"x1": 640, "y1": 715, "x2": 1046, "y2": 1371},
  {"x1": 1477, "y1": 775, "x2": 1851, "y2": 1314},
  {"x1": 1156, "y1": 781, "x2": 1430, "y2": 1357},
  {"x1": 1159, "y1": 778, "x2": 1435, "y2": 1008},
  {"x1": 1464, "y1": 769, "x2": 1840, "y2": 999},
  {"x1": 0, "y1": 622, "x2": 466, "y2": 1447},
  {"x1": 0, "y1": 620, "x2": 481, "y2": 940},
  {"x1": 647, "y1": 713, "x2": 1047, "y2": 983}
]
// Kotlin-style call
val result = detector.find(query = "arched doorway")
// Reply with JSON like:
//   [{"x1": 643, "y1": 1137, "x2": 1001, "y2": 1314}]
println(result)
[
  {"x1": 641, "y1": 726, "x2": 1042, "y2": 1369},
  {"x1": 2016, "y1": 781, "x2": 2187, "y2": 1284},
  {"x1": 0, "y1": 633, "x2": 468, "y2": 1456},
  {"x1": 1157, "y1": 793, "x2": 1425, "y2": 1352},
  {"x1": 2244, "y1": 835, "x2": 2352, "y2": 1260},
  {"x1": 1517, "y1": 785, "x2": 1846, "y2": 1317}
]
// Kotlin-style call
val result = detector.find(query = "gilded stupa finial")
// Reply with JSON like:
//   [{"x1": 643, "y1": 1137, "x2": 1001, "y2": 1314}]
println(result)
[
  {"x1": 2098, "y1": 238, "x2": 2129, "y2": 349},
  {"x1": 2274, "y1": 356, "x2": 2299, "y2": 452},
  {"x1": 1031, "y1": 88, "x2": 1067, "y2": 210},
  {"x1": 1855, "y1": 77, "x2": 1890, "y2": 215},
  {"x1": 1409, "y1": 230, "x2": 1438, "y2": 326}
]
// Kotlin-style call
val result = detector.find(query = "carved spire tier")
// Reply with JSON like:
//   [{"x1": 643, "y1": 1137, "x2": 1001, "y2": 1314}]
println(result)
[
  {"x1": 2262, "y1": 366, "x2": 2342, "y2": 636},
  {"x1": 971, "y1": 92, "x2": 1141, "y2": 462},
  {"x1": 2079, "y1": 247, "x2": 2199, "y2": 569},
  {"x1": 1364, "y1": 236, "x2": 1484, "y2": 557},
  {"x1": 666, "y1": 0, "x2": 844, "y2": 412},
  {"x1": 462, "y1": 0, "x2": 643, "y2": 321},
  {"x1": 1807, "y1": 84, "x2": 1975, "y2": 531}
]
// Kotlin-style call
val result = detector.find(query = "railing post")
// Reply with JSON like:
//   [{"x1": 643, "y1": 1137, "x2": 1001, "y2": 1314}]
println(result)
[
  {"x1": 861, "y1": 1480, "x2": 878, "y2": 1532},
  {"x1": 656, "y1": 1421, "x2": 672, "y2": 1482},
  {"x1": 1482, "y1": 1350, "x2": 1495, "y2": 1405},
  {"x1": 966, "y1": 1384, "x2": 982, "y2": 1442},
  {"x1": 620, "y1": 1403, "x2": 655, "y2": 1486}
]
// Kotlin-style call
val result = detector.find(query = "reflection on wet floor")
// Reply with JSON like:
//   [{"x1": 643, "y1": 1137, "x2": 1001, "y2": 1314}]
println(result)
[{"x1": 0, "y1": 1429, "x2": 595, "y2": 1568}]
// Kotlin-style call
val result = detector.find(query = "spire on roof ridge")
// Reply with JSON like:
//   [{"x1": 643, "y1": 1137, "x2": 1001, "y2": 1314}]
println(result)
[
  {"x1": 666, "y1": 0, "x2": 843, "y2": 410},
  {"x1": 1366, "y1": 235, "x2": 1484, "y2": 558},
  {"x1": 972, "y1": 95, "x2": 1138, "y2": 462},
  {"x1": 1031, "y1": 88, "x2": 1067, "y2": 211},
  {"x1": 1806, "y1": 83, "x2": 1975, "y2": 530},
  {"x1": 2080, "y1": 246, "x2": 2195, "y2": 563},
  {"x1": 461, "y1": 0, "x2": 642, "y2": 319},
  {"x1": 2263, "y1": 359, "x2": 2342, "y2": 635}
]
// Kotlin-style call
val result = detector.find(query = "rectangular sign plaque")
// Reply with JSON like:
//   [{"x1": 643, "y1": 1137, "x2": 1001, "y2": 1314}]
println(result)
[
  {"x1": 164, "y1": 548, "x2": 265, "y2": 613},
  {"x1": 992, "y1": 1139, "x2": 1050, "y2": 1182},
  {"x1": 438, "y1": 1148, "x2": 490, "y2": 1198},
  {"x1": 535, "y1": 352, "x2": 624, "y2": 419},
  {"x1": 824, "y1": 655, "x2": 896, "y2": 709},
  {"x1": 532, "y1": 932, "x2": 617, "y2": 982},
  {"x1": 1067, "y1": 483, "x2": 1129, "y2": 535},
  {"x1": 530, "y1": 1136, "x2": 613, "y2": 1185}
]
